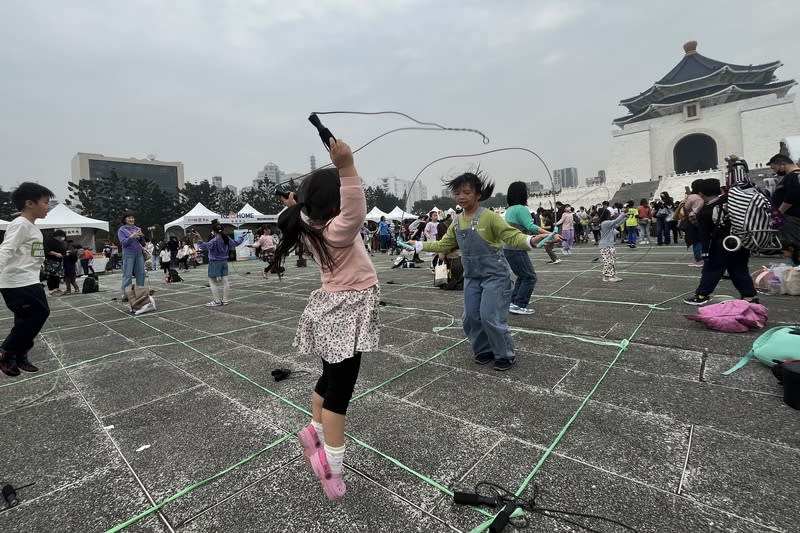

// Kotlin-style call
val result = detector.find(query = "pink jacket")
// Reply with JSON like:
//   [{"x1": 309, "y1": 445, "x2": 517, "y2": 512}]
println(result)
[
  {"x1": 314, "y1": 176, "x2": 379, "y2": 292},
  {"x1": 556, "y1": 210, "x2": 575, "y2": 230}
]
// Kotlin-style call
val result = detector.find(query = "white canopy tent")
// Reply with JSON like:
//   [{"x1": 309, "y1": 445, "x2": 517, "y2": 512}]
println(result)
[
  {"x1": 386, "y1": 206, "x2": 412, "y2": 220},
  {"x1": 36, "y1": 203, "x2": 109, "y2": 231},
  {"x1": 165, "y1": 202, "x2": 282, "y2": 231},
  {"x1": 236, "y1": 203, "x2": 280, "y2": 224},
  {"x1": 365, "y1": 206, "x2": 389, "y2": 222},
  {"x1": 164, "y1": 202, "x2": 220, "y2": 230}
]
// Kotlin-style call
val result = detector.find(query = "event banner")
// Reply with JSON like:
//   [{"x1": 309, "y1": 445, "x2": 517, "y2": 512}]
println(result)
[{"x1": 234, "y1": 229, "x2": 255, "y2": 261}]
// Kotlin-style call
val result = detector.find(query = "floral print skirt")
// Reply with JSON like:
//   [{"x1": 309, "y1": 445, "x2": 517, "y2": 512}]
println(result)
[{"x1": 294, "y1": 284, "x2": 380, "y2": 363}]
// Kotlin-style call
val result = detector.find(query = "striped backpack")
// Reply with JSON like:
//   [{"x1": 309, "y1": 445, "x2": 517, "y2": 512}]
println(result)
[{"x1": 723, "y1": 185, "x2": 780, "y2": 253}]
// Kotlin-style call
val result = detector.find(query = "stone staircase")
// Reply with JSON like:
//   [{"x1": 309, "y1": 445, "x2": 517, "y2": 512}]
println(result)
[{"x1": 609, "y1": 180, "x2": 661, "y2": 205}]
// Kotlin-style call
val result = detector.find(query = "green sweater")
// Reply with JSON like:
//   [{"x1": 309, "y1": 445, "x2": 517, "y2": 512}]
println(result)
[
  {"x1": 504, "y1": 204, "x2": 541, "y2": 234},
  {"x1": 422, "y1": 209, "x2": 532, "y2": 253}
]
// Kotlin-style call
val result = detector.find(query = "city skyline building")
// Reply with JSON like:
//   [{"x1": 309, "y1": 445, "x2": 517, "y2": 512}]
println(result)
[
  {"x1": 553, "y1": 167, "x2": 579, "y2": 189},
  {"x1": 376, "y1": 175, "x2": 427, "y2": 209},
  {"x1": 257, "y1": 162, "x2": 282, "y2": 185},
  {"x1": 71, "y1": 152, "x2": 185, "y2": 193}
]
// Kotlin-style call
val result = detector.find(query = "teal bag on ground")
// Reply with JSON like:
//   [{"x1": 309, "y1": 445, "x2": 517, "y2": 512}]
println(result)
[{"x1": 724, "y1": 326, "x2": 800, "y2": 375}]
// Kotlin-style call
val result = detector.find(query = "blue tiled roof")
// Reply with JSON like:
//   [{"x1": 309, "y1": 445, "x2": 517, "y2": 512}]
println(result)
[{"x1": 657, "y1": 53, "x2": 779, "y2": 85}]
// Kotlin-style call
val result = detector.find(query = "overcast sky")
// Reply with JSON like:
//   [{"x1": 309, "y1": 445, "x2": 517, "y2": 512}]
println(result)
[{"x1": 1, "y1": 0, "x2": 799, "y2": 203}]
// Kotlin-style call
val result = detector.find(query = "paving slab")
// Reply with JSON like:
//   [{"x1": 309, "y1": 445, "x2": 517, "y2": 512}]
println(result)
[
  {"x1": 556, "y1": 360, "x2": 800, "y2": 446},
  {"x1": 681, "y1": 425, "x2": 800, "y2": 532},
  {"x1": 437, "y1": 439, "x2": 778, "y2": 533},
  {"x1": 1, "y1": 246, "x2": 798, "y2": 532},
  {"x1": 102, "y1": 386, "x2": 291, "y2": 525}
]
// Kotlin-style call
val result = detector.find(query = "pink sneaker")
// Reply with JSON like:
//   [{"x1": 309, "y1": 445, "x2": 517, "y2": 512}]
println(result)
[
  {"x1": 309, "y1": 448, "x2": 346, "y2": 501},
  {"x1": 297, "y1": 424, "x2": 321, "y2": 459}
]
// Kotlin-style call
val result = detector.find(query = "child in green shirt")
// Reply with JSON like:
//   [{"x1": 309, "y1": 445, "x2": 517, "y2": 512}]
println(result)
[{"x1": 409, "y1": 173, "x2": 550, "y2": 371}]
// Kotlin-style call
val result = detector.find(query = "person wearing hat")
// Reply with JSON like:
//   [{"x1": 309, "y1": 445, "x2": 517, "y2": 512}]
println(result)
[
  {"x1": 725, "y1": 154, "x2": 750, "y2": 188},
  {"x1": 767, "y1": 154, "x2": 800, "y2": 247}
]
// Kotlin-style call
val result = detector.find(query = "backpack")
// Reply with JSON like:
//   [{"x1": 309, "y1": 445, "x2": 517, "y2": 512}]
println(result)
[
  {"x1": 725, "y1": 185, "x2": 781, "y2": 253},
  {"x1": 438, "y1": 256, "x2": 464, "y2": 290},
  {"x1": 723, "y1": 326, "x2": 800, "y2": 374},
  {"x1": 167, "y1": 268, "x2": 183, "y2": 283},
  {"x1": 82, "y1": 274, "x2": 99, "y2": 294}
]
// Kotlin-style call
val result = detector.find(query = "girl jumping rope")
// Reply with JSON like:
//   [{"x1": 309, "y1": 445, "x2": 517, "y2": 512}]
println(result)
[
  {"x1": 409, "y1": 172, "x2": 552, "y2": 371},
  {"x1": 192, "y1": 222, "x2": 246, "y2": 306},
  {"x1": 598, "y1": 208, "x2": 627, "y2": 282},
  {"x1": 272, "y1": 138, "x2": 379, "y2": 501}
]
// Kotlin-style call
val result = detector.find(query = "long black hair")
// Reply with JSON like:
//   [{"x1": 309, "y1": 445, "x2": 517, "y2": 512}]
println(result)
[
  {"x1": 271, "y1": 168, "x2": 341, "y2": 273},
  {"x1": 444, "y1": 170, "x2": 494, "y2": 201},
  {"x1": 210, "y1": 219, "x2": 231, "y2": 246}
]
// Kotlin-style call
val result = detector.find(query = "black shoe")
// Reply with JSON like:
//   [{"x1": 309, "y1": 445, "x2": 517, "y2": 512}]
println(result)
[
  {"x1": 17, "y1": 357, "x2": 39, "y2": 373},
  {"x1": 493, "y1": 358, "x2": 516, "y2": 371},
  {"x1": 474, "y1": 352, "x2": 494, "y2": 365},
  {"x1": 684, "y1": 295, "x2": 711, "y2": 306},
  {"x1": 0, "y1": 353, "x2": 20, "y2": 377}
]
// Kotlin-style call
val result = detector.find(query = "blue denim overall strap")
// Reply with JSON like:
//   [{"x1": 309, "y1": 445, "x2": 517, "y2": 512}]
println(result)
[
  {"x1": 455, "y1": 208, "x2": 511, "y2": 279},
  {"x1": 454, "y1": 207, "x2": 515, "y2": 360}
]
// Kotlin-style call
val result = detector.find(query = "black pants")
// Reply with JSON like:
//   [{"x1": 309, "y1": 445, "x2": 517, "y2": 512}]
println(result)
[
  {"x1": 0, "y1": 284, "x2": 50, "y2": 357},
  {"x1": 46, "y1": 274, "x2": 60, "y2": 291},
  {"x1": 695, "y1": 243, "x2": 756, "y2": 298},
  {"x1": 314, "y1": 352, "x2": 362, "y2": 415},
  {"x1": 80, "y1": 259, "x2": 94, "y2": 275}
]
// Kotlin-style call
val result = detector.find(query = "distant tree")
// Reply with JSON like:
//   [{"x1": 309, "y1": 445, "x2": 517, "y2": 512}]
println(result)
[
  {"x1": 412, "y1": 192, "x2": 508, "y2": 214},
  {"x1": 364, "y1": 186, "x2": 403, "y2": 213},
  {"x1": 0, "y1": 187, "x2": 14, "y2": 219},
  {"x1": 412, "y1": 195, "x2": 456, "y2": 215},
  {"x1": 180, "y1": 181, "x2": 220, "y2": 213},
  {"x1": 241, "y1": 178, "x2": 297, "y2": 214},
  {"x1": 66, "y1": 174, "x2": 178, "y2": 243},
  {"x1": 217, "y1": 187, "x2": 240, "y2": 215}
]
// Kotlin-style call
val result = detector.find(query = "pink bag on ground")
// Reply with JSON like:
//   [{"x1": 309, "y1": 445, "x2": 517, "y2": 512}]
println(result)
[{"x1": 685, "y1": 300, "x2": 768, "y2": 333}]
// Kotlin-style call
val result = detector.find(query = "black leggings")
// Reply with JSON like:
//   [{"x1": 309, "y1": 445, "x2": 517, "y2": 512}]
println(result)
[{"x1": 314, "y1": 352, "x2": 362, "y2": 415}]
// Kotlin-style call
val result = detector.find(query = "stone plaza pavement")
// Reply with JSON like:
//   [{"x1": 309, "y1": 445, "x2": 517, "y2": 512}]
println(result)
[{"x1": 0, "y1": 245, "x2": 798, "y2": 533}]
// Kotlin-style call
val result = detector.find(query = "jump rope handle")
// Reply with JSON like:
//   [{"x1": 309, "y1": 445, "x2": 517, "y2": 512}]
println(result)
[
  {"x1": 308, "y1": 113, "x2": 335, "y2": 150},
  {"x1": 535, "y1": 228, "x2": 559, "y2": 248},
  {"x1": 394, "y1": 238, "x2": 415, "y2": 252}
]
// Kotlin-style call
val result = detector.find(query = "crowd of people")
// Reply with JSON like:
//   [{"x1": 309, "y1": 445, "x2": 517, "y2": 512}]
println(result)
[{"x1": 0, "y1": 144, "x2": 798, "y2": 507}]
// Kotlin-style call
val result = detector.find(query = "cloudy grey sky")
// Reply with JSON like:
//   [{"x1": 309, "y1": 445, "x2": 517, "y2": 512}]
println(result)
[{"x1": 2, "y1": 0, "x2": 799, "y2": 202}]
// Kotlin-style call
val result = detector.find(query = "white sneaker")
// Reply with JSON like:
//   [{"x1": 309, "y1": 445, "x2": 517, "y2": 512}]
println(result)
[
  {"x1": 135, "y1": 301, "x2": 156, "y2": 315},
  {"x1": 205, "y1": 300, "x2": 223, "y2": 307},
  {"x1": 517, "y1": 306, "x2": 536, "y2": 315},
  {"x1": 509, "y1": 303, "x2": 522, "y2": 314},
  {"x1": 546, "y1": 259, "x2": 561, "y2": 264},
  {"x1": 602, "y1": 276, "x2": 623, "y2": 282}
]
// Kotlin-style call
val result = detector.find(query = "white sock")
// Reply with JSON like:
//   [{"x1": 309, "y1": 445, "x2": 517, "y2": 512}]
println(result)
[
  {"x1": 209, "y1": 278, "x2": 220, "y2": 301},
  {"x1": 311, "y1": 419, "x2": 324, "y2": 443},
  {"x1": 324, "y1": 443, "x2": 345, "y2": 475}
]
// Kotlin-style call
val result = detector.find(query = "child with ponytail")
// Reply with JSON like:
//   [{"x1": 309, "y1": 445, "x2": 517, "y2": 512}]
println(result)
[
  {"x1": 192, "y1": 222, "x2": 246, "y2": 306},
  {"x1": 271, "y1": 138, "x2": 379, "y2": 501}
]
